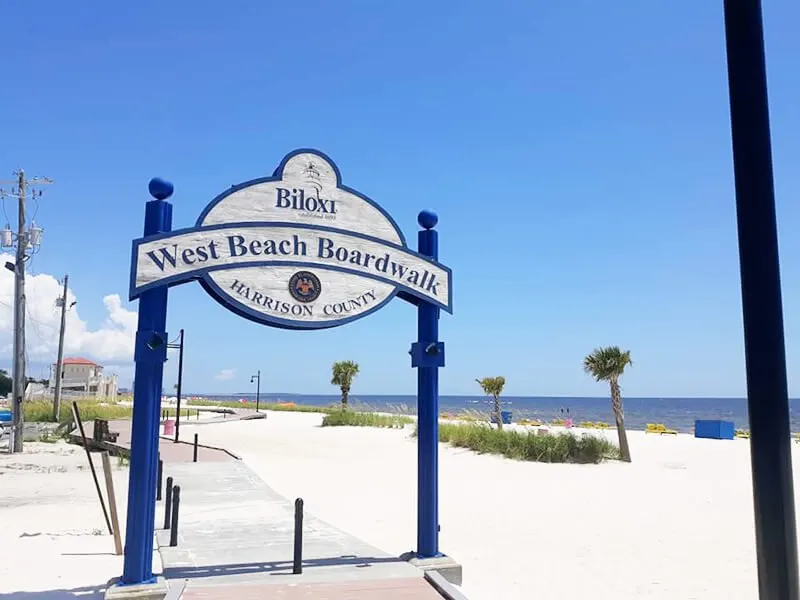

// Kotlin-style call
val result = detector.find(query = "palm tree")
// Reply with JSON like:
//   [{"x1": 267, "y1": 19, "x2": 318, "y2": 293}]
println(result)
[
  {"x1": 331, "y1": 360, "x2": 359, "y2": 409},
  {"x1": 583, "y1": 346, "x2": 633, "y2": 462},
  {"x1": 476, "y1": 376, "x2": 506, "y2": 429}
]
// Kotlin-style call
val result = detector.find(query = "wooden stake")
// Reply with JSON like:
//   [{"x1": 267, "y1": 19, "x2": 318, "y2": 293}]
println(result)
[{"x1": 101, "y1": 451, "x2": 123, "y2": 555}]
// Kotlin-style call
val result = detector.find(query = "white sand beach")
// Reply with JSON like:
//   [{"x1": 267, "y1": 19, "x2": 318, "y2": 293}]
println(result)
[
  {"x1": 0, "y1": 412, "x2": 789, "y2": 599},
  {"x1": 0, "y1": 442, "x2": 158, "y2": 598},
  {"x1": 178, "y1": 411, "x2": 781, "y2": 600}
]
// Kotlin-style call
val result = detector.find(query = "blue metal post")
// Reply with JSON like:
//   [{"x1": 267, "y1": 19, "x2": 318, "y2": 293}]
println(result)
[
  {"x1": 121, "y1": 178, "x2": 174, "y2": 585},
  {"x1": 415, "y1": 210, "x2": 441, "y2": 558},
  {"x1": 723, "y1": 2, "x2": 799, "y2": 598}
]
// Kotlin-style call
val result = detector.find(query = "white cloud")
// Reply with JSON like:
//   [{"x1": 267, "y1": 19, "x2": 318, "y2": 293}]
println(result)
[
  {"x1": 0, "y1": 253, "x2": 138, "y2": 366},
  {"x1": 214, "y1": 369, "x2": 235, "y2": 381}
]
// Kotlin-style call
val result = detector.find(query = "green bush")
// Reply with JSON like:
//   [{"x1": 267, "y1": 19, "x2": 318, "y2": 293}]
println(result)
[
  {"x1": 321, "y1": 410, "x2": 414, "y2": 429},
  {"x1": 415, "y1": 423, "x2": 620, "y2": 464}
]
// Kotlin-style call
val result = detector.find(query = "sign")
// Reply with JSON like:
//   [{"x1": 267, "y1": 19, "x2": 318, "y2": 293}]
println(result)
[{"x1": 129, "y1": 149, "x2": 453, "y2": 329}]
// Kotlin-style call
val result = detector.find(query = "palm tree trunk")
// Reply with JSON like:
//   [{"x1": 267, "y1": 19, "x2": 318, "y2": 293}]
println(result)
[
  {"x1": 494, "y1": 394, "x2": 502, "y2": 430},
  {"x1": 610, "y1": 378, "x2": 631, "y2": 462},
  {"x1": 342, "y1": 386, "x2": 349, "y2": 409}
]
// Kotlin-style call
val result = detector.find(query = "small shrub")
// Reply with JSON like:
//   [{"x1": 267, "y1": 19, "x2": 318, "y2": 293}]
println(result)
[
  {"x1": 321, "y1": 410, "x2": 414, "y2": 429},
  {"x1": 414, "y1": 423, "x2": 620, "y2": 464}
]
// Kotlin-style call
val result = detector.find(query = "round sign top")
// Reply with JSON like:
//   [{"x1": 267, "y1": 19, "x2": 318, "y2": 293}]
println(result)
[{"x1": 198, "y1": 149, "x2": 406, "y2": 329}]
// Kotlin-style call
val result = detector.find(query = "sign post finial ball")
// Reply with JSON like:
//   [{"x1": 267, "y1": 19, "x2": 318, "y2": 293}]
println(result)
[
  {"x1": 417, "y1": 210, "x2": 438, "y2": 230},
  {"x1": 148, "y1": 178, "x2": 174, "y2": 201}
]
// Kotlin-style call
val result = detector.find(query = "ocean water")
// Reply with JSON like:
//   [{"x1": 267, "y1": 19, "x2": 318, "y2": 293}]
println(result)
[{"x1": 197, "y1": 393, "x2": 800, "y2": 433}]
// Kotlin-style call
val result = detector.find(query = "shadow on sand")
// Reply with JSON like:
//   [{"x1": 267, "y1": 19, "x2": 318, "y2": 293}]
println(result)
[{"x1": 0, "y1": 583, "x2": 107, "y2": 599}]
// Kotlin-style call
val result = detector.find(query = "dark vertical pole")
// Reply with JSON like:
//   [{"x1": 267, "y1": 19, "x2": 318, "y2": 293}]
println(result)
[
  {"x1": 156, "y1": 457, "x2": 163, "y2": 501},
  {"x1": 169, "y1": 486, "x2": 181, "y2": 547},
  {"x1": 723, "y1": 3, "x2": 799, "y2": 599},
  {"x1": 193, "y1": 433, "x2": 198, "y2": 463},
  {"x1": 164, "y1": 476, "x2": 173, "y2": 529},
  {"x1": 293, "y1": 498, "x2": 304, "y2": 574},
  {"x1": 122, "y1": 178, "x2": 173, "y2": 585},
  {"x1": 416, "y1": 210, "x2": 440, "y2": 558},
  {"x1": 256, "y1": 370, "x2": 261, "y2": 413},
  {"x1": 174, "y1": 329, "x2": 184, "y2": 443}
]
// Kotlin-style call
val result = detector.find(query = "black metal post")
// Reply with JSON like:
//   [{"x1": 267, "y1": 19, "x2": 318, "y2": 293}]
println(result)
[
  {"x1": 156, "y1": 458, "x2": 163, "y2": 501},
  {"x1": 174, "y1": 329, "x2": 184, "y2": 443},
  {"x1": 251, "y1": 370, "x2": 261, "y2": 413},
  {"x1": 723, "y1": 2, "x2": 799, "y2": 599},
  {"x1": 293, "y1": 497, "x2": 304, "y2": 574},
  {"x1": 193, "y1": 433, "x2": 198, "y2": 463},
  {"x1": 164, "y1": 476, "x2": 173, "y2": 529},
  {"x1": 169, "y1": 485, "x2": 181, "y2": 547}
]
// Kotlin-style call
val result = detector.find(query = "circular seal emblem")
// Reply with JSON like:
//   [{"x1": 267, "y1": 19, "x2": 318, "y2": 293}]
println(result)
[{"x1": 288, "y1": 271, "x2": 322, "y2": 303}]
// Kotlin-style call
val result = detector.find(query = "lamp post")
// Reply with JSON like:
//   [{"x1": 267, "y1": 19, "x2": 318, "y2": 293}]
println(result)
[
  {"x1": 250, "y1": 370, "x2": 261, "y2": 413},
  {"x1": 167, "y1": 329, "x2": 184, "y2": 442}
]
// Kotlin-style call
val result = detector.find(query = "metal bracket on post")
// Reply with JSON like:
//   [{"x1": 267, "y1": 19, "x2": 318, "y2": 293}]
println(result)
[
  {"x1": 410, "y1": 342, "x2": 446, "y2": 368},
  {"x1": 134, "y1": 330, "x2": 169, "y2": 363}
]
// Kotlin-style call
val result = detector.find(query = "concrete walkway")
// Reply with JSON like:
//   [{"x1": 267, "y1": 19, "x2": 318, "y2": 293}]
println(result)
[{"x1": 155, "y1": 461, "x2": 447, "y2": 598}]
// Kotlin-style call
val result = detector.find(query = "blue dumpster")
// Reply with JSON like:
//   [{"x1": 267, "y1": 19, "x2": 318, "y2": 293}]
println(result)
[
  {"x1": 0, "y1": 411, "x2": 11, "y2": 423},
  {"x1": 695, "y1": 420, "x2": 735, "y2": 440}
]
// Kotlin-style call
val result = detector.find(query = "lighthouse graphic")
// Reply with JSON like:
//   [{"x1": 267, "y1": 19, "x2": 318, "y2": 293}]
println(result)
[{"x1": 302, "y1": 161, "x2": 323, "y2": 200}]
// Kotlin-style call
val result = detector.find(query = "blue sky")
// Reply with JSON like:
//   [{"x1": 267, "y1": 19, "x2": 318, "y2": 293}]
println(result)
[{"x1": 1, "y1": 1, "x2": 799, "y2": 398}]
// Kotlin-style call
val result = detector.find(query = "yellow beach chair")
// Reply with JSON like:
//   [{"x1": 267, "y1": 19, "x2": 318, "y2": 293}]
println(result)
[
  {"x1": 646, "y1": 423, "x2": 678, "y2": 435},
  {"x1": 735, "y1": 429, "x2": 750, "y2": 439}
]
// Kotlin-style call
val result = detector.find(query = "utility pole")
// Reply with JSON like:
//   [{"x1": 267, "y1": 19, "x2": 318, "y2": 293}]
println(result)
[
  {"x1": 53, "y1": 274, "x2": 72, "y2": 422},
  {"x1": 0, "y1": 169, "x2": 51, "y2": 453}
]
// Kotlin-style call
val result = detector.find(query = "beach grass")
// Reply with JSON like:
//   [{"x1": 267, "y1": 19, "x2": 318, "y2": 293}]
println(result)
[
  {"x1": 321, "y1": 410, "x2": 414, "y2": 429},
  {"x1": 185, "y1": 397, "x2": 339, "y2": 414},
  {"x1": 24, "y1": 398, "x2": 133, "y2": 424},
  {"x1": 418, "y1": 422, "x2": 620, "y2": 464},
  {"x1": 23, "y1": 398, "x2": 209, "y2": 424}
]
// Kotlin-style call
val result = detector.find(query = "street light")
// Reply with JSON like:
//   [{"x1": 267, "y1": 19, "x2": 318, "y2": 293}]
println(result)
[
  {"x1": 167, "y1": 329, "x2": 185, "y2": 442},
  {"x1": 250, "y1": 370, "x2": 261, "y2": 413}
]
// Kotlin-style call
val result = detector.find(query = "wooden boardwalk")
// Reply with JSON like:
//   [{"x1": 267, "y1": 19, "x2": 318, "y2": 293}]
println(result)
[
  {"x1": 111, "y1": 419, "x2": 237, "y2": 463},
  {"x1": 70, "y1": 419, "x2": 239, "y2": 463},
  {"x1": 155, "y1": 462, "x2": 457, "y2": 599}
]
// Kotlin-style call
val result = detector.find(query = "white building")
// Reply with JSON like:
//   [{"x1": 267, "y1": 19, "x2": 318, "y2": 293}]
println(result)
[{"x1": 51, "y1": 357, "x2": 118, "y2": 400}]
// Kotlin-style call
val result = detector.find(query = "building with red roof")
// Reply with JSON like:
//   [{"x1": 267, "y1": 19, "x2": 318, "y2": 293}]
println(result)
[{"x1": 51, "y1": 357, "x2": 118, "y2": 400}]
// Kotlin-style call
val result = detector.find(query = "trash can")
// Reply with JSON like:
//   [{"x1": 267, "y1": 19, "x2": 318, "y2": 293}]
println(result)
[
  {"x1": 491, "y1": 411, "x2": 513, "y2": 425},
  {"x1": 164, "y1": 419, "x2": 175, "y2": 436}
]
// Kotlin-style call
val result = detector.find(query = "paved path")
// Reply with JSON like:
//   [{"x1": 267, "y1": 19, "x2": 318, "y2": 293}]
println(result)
[{"x1": 155, "y1": 461, "x2": 446, "y2": 599}]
